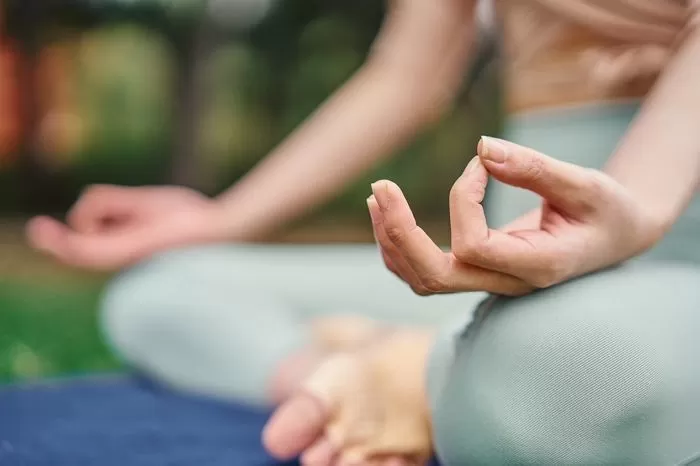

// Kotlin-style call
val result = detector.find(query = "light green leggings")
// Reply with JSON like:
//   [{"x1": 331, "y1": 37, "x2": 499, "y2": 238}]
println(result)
[{"x1": 102, "y1": 102, "x2": 700, "y2": 465}]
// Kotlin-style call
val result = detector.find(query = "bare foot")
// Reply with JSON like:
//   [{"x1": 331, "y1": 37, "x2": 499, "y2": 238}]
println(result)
[
  {"x1": 268, "y1": 346, "x2": 329, "y2": 404},
  {"x1": 263, "y1": 329, "x2": 435, "y2": 466},
  {"x1": 310, "y1": 315, "x2": 388, "y2": 352},
  {"x1": 269, "y1": 315, "x2": 389, "y2": 403}
]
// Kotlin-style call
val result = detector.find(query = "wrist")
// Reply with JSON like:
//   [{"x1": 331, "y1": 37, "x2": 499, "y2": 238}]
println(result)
[
  {"x1": 636, "y1": 204, "x2": 674, "y2": 253},
  {"x1": 604, "y1": 172, "x2": 674, "y2": 257},
  {"x1": 207, "y1": 195, "x2": 267, "y2": 243},
  {"x1": 196, "y1": 199, "x2": 241, "y2": 242}
]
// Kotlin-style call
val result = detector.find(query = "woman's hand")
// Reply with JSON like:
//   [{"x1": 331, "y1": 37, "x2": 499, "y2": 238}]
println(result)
[
  {"x1": 27, "y1": 185, "x2": 227, "y2": 270},
  {"x1": 368, "y1": 137, "x2": 664, "y2": 295}
]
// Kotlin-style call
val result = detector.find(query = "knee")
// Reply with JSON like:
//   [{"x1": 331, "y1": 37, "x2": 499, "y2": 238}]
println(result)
[
  {"x1": 432, "y1": 264, "x2": 700, "y2": 464},
  {"x1": 100, "y1": 246, "x2": 225, "y2": 363}
]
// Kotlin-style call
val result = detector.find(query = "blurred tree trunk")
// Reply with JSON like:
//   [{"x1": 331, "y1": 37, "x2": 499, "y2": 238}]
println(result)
[
  {"x1": 12, "y1": 0, "x2": 55, "y2": 212},
  {"x1": 169, "y1": 18, "x2": 220, "y2": 193},
  {"x1": 0, "y1": 17, "x2": 21, "y2": 161}
]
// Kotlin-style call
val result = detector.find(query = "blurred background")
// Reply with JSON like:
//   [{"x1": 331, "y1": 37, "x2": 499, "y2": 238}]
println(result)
[{"x1": 0, "y1": 0, "x2": 500, "y2": 384}]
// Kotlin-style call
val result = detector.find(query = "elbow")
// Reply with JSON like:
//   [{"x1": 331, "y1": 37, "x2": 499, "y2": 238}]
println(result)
[
  {"x1": 426, "y1": 84, "x2": 461, "y2": 123},
  {"x1": 364, "y1": 49, "x2": 468, "y2": 127},
  {"x1": 401, "y1": 54, "x2": 472, "y2": 127},
  {"x1": 636, "y1": 202, "x2": 681, "y2": 254},
  {"x1": 399, "y1": 71, "x2": 462, "y2": 129}
]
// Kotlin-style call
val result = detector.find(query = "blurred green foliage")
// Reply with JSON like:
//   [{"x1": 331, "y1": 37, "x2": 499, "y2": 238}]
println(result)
[
  {"x1": 0, "y1": 280, "x2": 120, "y2": 383},
  {"x1": 1, "y1": 0, "x2": 500, "y2": 220},
  {"x1": 0, "y1": 0, "x2": 500, "y2": 382}
]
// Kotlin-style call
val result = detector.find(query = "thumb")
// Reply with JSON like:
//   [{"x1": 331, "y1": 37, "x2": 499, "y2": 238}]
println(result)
[
  {"x1": 67, "y1": 185, "x2": 140, "y2": 233},
  {"x1": 477, "y1": 136, "x2": 602, "y2": 214}
]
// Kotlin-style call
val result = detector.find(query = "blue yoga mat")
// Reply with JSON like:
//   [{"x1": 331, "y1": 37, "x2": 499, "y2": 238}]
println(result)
[
  {"x1": 0, "y1": 375, "x2": 293, "y2": 466},
  {"x1": 0, "y1": 375, "x2": 440, "y2": 466}
]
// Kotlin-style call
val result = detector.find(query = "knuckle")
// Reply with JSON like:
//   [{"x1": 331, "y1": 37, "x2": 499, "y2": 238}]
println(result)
[
  {"x1": 380, "y1": 251, "x2": 391, "y2": 266},
  {"x1": 382, "y1": 259, "x2": 396, "y2": 274},
  {"x1": 530, "y1": 274, "x2": 556, "y2": 289},
  {"x1": 452, "y1": 237, "x2": 486, "y2": 264},
  {"x1": 381, "y1": 258, "x2": 399, "y2": 276},
  {"x1": 384, "y1": 225, "x2": 406, "y2": 244},
  {"x1": 507, "y1": 282, "x2": 536, "y2": 297},
  {"x1": 419, "y1": 274, "x2": 447, "y2": 294},
  {"x1": 410, "y1": 283, "x2": 432, "y2": 296},
  {"x1": 530, "y1": 258, "x2": 570, "y2": 288},
  {"x1": 452, "y1": 244, "x2": 472, "y2": 263},
  {"x1": 521, "y1": 153, "x2": 545, "y2": 182}
]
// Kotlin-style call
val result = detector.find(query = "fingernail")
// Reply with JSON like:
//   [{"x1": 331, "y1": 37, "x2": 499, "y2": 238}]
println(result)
[
  {"x1": 464, "y1": 155, "x2": 480, "y2": 174},
  {"x1": 479, "y1": 136, "x2": 507, "y2": 163},
  {"x1": 366, "y1": 195, "x2": 381, "y2": 224},
  {"x1": 370, "y1": 181, "x2": 389, "y2": 210}
]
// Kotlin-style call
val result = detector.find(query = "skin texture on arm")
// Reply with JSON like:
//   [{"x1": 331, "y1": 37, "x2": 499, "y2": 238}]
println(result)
[
  {"x1": 603, "y1": 26, "x2": 700, "y2": 236},
  {"x1": 216, "y1": 0, "x2": 478, "y2": 241}
]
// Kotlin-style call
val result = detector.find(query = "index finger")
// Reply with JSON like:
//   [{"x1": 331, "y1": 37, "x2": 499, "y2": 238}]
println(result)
[
  {"x1": 67, "y1": 185, "x2": 139, "y2": 234},
  {"x1": 478, "y1": 137, "x2": 602, "y2": 215}
]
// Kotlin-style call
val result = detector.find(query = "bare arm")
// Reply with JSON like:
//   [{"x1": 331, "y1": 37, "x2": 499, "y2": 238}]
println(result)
[
  {"x1": 501, "y1": 24, "x2": 700, "y2": 244},
  {"x1": 604, "y1": 26, "x2": 700, "y2": 240},
  {"x1": 214, "y1": 0, "x2": 478, "y2": 240},
  {"x1": 349, "y1": 14, "x2": 700, "y2": 297}
]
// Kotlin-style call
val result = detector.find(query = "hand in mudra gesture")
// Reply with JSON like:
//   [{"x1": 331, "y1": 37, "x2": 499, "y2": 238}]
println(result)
[{"x1": 368, "y1": 137, "x2": 661, "y2": 296}]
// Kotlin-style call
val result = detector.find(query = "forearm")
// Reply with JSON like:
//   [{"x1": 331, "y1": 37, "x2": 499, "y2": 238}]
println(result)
[
  {"x1": 214, "y1": 0, "x2": 476, "y2": 241},
  {"x1": 604, "y1": 29, "x2": 700, "y2": 240},
  {"x1": 217, "y1": 63, "x2": 454, "y2": 240}
]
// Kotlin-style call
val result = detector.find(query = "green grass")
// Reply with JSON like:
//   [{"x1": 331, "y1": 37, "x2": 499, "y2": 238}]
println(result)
[{"x1": 0, "y1": 280, "x2": 122, "y2": 383}]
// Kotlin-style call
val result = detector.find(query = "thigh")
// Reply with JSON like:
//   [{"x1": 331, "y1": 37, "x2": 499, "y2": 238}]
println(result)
[
  {"x1": 125, "y1": 243, "x2": 482, "y2": 326},
  {"x1": 429, "y1": 263, "x2": 700, "y2": 465},
  {"x1": 102, "y1": 244, "x2": 485, "y2": 403}
]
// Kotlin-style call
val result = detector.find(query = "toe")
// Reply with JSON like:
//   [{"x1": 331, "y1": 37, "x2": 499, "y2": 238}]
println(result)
[
  {"x1": 263, "y1": 391, "x2": 328, "y2": 460},
  {"x1": 301, "y1": 437, "x2": 338, "y2": 465}
]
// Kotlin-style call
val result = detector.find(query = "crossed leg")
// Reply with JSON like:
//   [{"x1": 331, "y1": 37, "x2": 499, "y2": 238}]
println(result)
[
  {"x1": 264, "y1": 263, "x2": 700, "y2": 466},
  {"x1": 100, "y1": 243, "x2": 478, "y2": 406}
]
